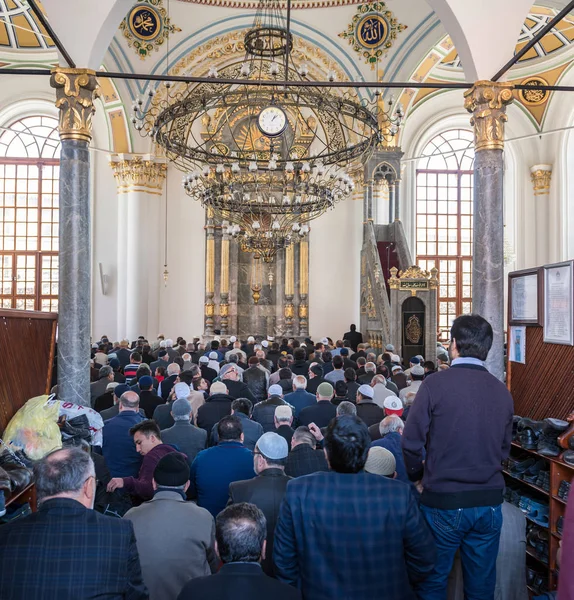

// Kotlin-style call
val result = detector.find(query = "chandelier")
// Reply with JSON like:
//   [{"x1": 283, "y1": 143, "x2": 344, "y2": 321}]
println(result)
[{"x1": 132, "y1": 0, "x2": 402, "y2": 260}]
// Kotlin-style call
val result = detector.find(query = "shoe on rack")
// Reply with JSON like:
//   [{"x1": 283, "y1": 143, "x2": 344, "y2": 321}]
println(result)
[
  {"x1": 562, "y1": 450, "x2": 574, "y2": 466},
  {"x1": 519, "y1": 428, "x2": 541, "y2": 450},
  {"x1": 558, "y1": 412, "x2": 574, "y2": 450},
  {"x1": 527, "y1": 499, "x2": 549, "y2": 526},
  {"x1": 557, "y1": 516, "x2": 564, "y2": 536},
  {"x1": 523, "y1": 460, "x2": 547, "y2": 483},
  {"x1": 513, "y1": 416, "x2": 522, "y2": 441},
  {"x1": 510, "y1": 457, "x2": 536, "y2": 476},
  {"x1": 537, "y1": 436, "x2": 562, "y2": 457}
]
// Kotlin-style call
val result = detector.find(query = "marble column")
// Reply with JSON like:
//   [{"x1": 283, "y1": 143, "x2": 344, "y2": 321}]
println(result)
[
  {"x1": 110, "y1": 155, "x2": 167, "y2": 341},
  {"x1": 394, "y1": 178, "x2": 402, "y2": 222},
  {"x1": 299, "y1": 239, "x2": 309, "y2": 337},
  {"x1": 464, "y1": 81, "x2": 513, "y2": 381},
  {"x1": 220, "y1": 231, "x2": 230, "y2": 334},
  {"x1": 388, "y1": 181, "x2": 395, "y2": 224},
  {"x1": 204, "y1": 209, "x2": 216, "y2": 336},
  {"x1": 284, "y1": 244, "x2": 295, "y2": 336},
  {"x1": 531, "y1": 165, "x2": 552, "y2": 266},
  {"x1": 50, "y1": 68, "x2": 99, "y2": 407}
]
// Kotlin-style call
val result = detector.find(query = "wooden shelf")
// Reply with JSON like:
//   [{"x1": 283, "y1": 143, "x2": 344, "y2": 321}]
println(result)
[
  {"x1": 503, "y1": 469, "x2": 548, "y2": 495},
  {"x1": 552, "y1": 495, "x2": 567, "y2": 506},
  {"x1": 551, "y1": 531, "x2": 562, "y2": 540}
]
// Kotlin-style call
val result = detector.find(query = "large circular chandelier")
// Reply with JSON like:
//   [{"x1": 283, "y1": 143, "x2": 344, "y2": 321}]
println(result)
[{"x1": 132, "y1": 0, "x2": 396, "y2": 260}]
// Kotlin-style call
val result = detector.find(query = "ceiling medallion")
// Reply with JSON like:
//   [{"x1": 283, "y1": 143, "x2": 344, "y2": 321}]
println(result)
[
  {"x1": 519, "y1": 77, "x2": 550, "y2": 106},
  {"x1": 120, "y1": 0, "x2": 181, "y2": 60},
  {"x1": 339, "y1": 1, "x2": 407, "y2": 69}
]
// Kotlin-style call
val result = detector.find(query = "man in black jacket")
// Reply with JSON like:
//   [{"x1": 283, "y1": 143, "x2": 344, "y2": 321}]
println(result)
[
  {"x1": 228, "y1": 432, "x2": 291, "y2": 576},
  {"x1": 243, "y1": 356, "x2": 268, "y2": 403},
  {"x1": 298, "y1": 382, "x2": 336, "y2": 429},
  {"x1": 253, "y1": 385, "x2": 290, "y2": 433},
  {"x1": 177, "y1": 503, "x2": 300, "y2": 600},
  {"x1": 305, "y1": 363, "x2": 326, "y2": 395},
  {"x1": 403, "y1": 314, "x2": 514, "y2": 600},
  {"x1": 196, "y1": 381, "x2": 234, "y2": 436},
  {"x1": 290, "y1": 348, "x2": 308, "y2": 376},
  {"x1": 220, "y1": 364, "x2": 256, "y2": 403},
  {"x1": 342, "y1": 324, "x2": 363, "y2": 352},
  {"x1": 285, "y1": 426, "x2": 329, "y2": 478},
  {"x1": 355, "y1": 384, "x2": 385, "y2": 427}
]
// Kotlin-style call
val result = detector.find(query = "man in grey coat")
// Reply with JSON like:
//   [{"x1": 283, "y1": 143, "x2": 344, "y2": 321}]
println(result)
[
  {"x1": 124, "y1": 453, "x2": 218, "y2": 600},
  {"x1": 161, "y1": 399, "x2": 207, "y2": 466}
]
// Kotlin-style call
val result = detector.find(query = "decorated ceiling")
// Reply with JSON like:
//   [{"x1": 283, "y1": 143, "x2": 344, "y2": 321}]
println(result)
[{"x1": 0, "y1": 0, "x2": 54, "y2": 50}]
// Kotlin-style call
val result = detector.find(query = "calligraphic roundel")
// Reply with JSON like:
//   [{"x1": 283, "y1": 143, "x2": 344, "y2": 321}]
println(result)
[
  {"x1": 129, "y1": 6, "x2": 161, "y2": 41},
  {"x1": 357, "y1": 14, "x2": 388, "y2": 49}
]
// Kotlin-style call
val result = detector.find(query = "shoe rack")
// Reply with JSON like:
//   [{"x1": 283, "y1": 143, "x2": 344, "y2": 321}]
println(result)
[{"x1": 503, "y1": 440, "x2": 573, "y2": 594}]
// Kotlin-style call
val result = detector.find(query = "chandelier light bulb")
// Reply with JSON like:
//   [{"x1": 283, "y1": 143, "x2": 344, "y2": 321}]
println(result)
[
  {"x1": 283, "y1": 196, "x2": 290, "y2": 205},
  {"x1": 328, "y1": 70, "x2": 336, "y2": 82},
  {"x1": 252, "y1": 221, "x2": 261, "y2": 230},
  {"x1": 216, "y1": 164, "x2": 225, "y2": 174},
  {"x1": 298, "y1": 64, "x2": 309, "y2": 77},
  {"x1": 268, "y1": 158, "x2": 277, "y2": 170},
  {"x1": 240, "y1": 63, "x2": 251, "y2": 77},
  {"x1": 292, "y1": 223, "x2": 300, "y2": 231},
  {"x1": 272, "y1": 220, "x2": 280, "y2": 230},
  {"x1": 208, "y1": 66, "x2": 218, "y2": 78},
  {"x1": 270, "y1": 61, "x2": 280, "y2": 75},
  {"x1": 249, "y1": 160, "x2": 258, "y2": 172},
  {"x1": 232, "y1": 162, "x2": 240, "y2": 173},
  {"x1": 285, "y1": 161, "x2": 294, "y2": 173},
  {"x1": 302, "y1": 162, "x2": 310, "y2": 173}
]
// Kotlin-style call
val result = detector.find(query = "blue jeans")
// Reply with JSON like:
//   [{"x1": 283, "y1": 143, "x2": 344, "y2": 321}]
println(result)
[{"x1": 418, "y1": 504, "x2": 502, "y2": 600}]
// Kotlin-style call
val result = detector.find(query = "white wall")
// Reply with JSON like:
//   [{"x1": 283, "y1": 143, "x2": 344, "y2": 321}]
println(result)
[
  {"x1": 91, "y1": 106, "x2": 120, "y2": 340},
  {"x1": 157, "y1": 164, "x2": 206, "y2": 340},
  {"x1": 308, "y1": 197, "x2": 362, "y2": 340}
]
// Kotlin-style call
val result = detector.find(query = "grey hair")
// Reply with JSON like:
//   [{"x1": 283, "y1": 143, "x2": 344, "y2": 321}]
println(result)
[
  {"x1": 293, "y1": 375, "x2": 307, "y2": 390},
  {"x1": 403, "y1": 391, "x2": 417, "y2": 407},
  {"x1": 34, "y1": 447, "x2": 95, "y2": 503},
  {"x1": 336, "y1": 401, "x2": 357, "y2": 417},
  {"x1": 188, "y1": 364, "x2": 200, "y2": 377},
  {"x1": 365, "y1": 362, "x2": 376, "y2": 373},
  {"x1": 182, "y1": 353, "x2": 191, "y2": 361},
  {"x1": 292, "y1": 426, "x2": 316, "y2": 449},
  {"x1": 99, "y1": 365, "x2": 113, "y2": 378},
  {"x1": 371, "y1": 375, "x2": 387, "y2": 386},
  {"x1": 379, "y1": 414, "x2": 404, "y2": 436},
  {"x1": 221, "y1": 364, "x2": 238, "y2": 379},
  {"x1": 216, "y1": 503, "x2": 267, "y2": 564},
  {"x1": 120, "y1": 391, "x2": 140, "y2": 409},
  {"x1": 165, "y1": 339, "x2": 174, "y2": 347},
  {"x1": 167, "y1": 363, "x2": 181, "y2": 376}
]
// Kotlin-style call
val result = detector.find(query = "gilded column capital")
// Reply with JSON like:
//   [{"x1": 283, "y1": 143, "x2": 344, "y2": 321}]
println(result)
[
  {"x1": 110, "y1": 154, "x2": 167, "y2": 195},
  {"x1": 463, "y1": 81, "x2": 514, "y2": 152},
  {"x1": 50, "y1": 68, "x2": 100, "y2": 143},
  {"x1": 530, "y1": 164, "x2": 552, "y2": 196}
]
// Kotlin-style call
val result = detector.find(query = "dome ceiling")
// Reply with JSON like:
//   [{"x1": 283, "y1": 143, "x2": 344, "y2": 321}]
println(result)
[
  {"x1": 0, "y1": 0, "x2": 55, "y2": 50},
  {"x1": 441, "y1": 7, "x2": 574, "y2": 69}
]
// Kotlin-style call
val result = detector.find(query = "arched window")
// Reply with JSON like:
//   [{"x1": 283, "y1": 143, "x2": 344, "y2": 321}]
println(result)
[
  {"x1": 0, "y1": 116, "x2": 60, "y2": 311},
  {"x1": 416, "y1": 129, "x2": 474, "y2": 340}
]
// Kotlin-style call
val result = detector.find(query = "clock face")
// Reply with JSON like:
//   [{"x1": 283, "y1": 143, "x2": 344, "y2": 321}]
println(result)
[{"x1": 257, "y1": 106, "x2": 287, "y2": 137}]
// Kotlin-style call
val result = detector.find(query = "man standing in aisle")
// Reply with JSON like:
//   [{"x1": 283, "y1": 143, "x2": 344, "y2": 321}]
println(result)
[
  {"x1": 274, "y1": 415, "x2": 435, "y2": 598},
  {"x1": 403, "y1": 314, "x2": 514, "y2": 600}
]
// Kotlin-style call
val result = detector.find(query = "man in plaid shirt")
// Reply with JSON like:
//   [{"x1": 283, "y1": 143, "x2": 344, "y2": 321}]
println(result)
[
  {"x1": 274, "y1": 415, "x2": 435, "y2": 599},
  {"x1": 0, "y1": 447, "x2": 147, "y2": 600}
]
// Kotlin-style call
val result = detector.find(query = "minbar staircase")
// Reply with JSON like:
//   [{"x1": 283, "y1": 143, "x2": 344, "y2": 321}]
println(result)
[{"x1": 360, "y1": 220, "x2": 413, "y2": 353}]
